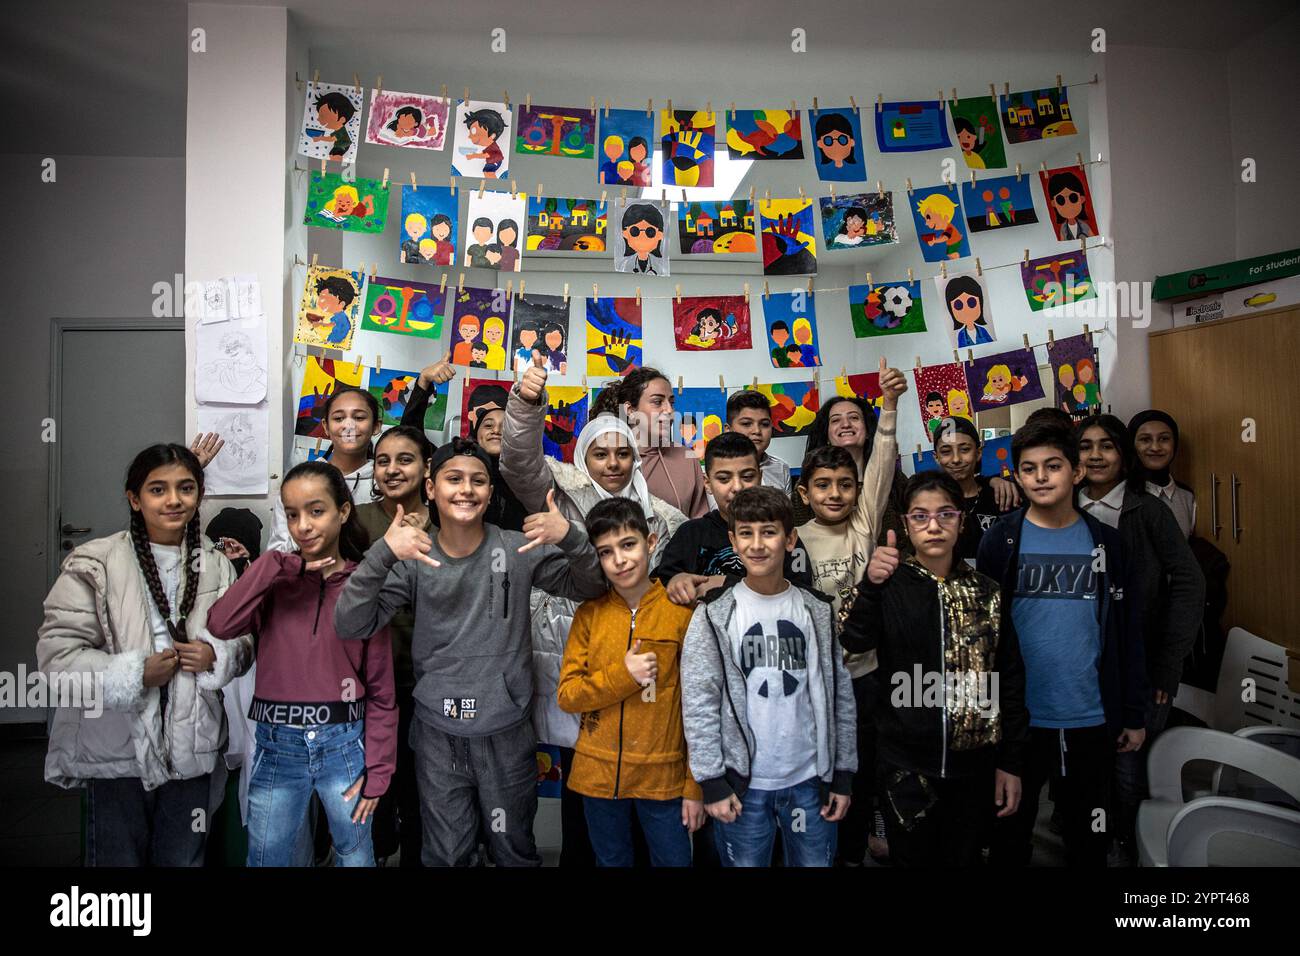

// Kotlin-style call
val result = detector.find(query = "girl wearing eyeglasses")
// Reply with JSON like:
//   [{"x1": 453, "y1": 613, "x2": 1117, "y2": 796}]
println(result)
[{"x1": 838, "y1": 469, "x2": 1026, "y2": 867}]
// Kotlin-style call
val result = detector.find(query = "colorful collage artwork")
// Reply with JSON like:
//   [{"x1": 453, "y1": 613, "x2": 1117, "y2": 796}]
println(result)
[
  {"x1": 298, "y1": 81, "x2": 364, "y2": 164},
  {"x1": 451, "y1": 99, "x2": 513, "y2": 179},
  {"x1": 959, "y1": 174, "x2": 1039, "y2": 233},
  {"x1": 511, "y1": 294, "x2": 571, "y2": 374},
  {"x1": 1021, "y1": 251, "x2": 1095, "y2": 311},
  {"x1": 673, "y1": 387, "x2": 727, "y2": 458},
  {"x1": 934, "y1": 272, "x2": 996, "y2": 349},
  {"x1": 949, "y1": 95, "x2": 1007, "y2": 169},
  {"x1": 526, "y1": 197, "x2": 608, "y2": 253},
  {"x1": 661, "y1": 109, "x2": 715, "y2": 188},
  {"x1": 1048, "y1": 334, "x2": 1103, "y2": 416},
  {"x1": 758, "y1": 198, "x2": 817, "y2": 275},
  {"x1": 460, "y1": 378, "x2": 512, "y2": 438},
  {"x1": 820, "y1": 193, "x2": 896, "y2": 248},
  {"x1": 810, "y1": 107, "x2": 867, "y2": 182},
  {"x1": 910, "y1": 185, "x2": 970, "y2": 261},
  {"x1": 1040, "y1": 164, "x2": 1098, "y2": 241},
  {"x1": 999, "y1": 87, "x2": 1076, "y2": 144},
  {"x1": 366, "y1": 367, "x2": 448, "y2": 430},
  {"x1": 598, "y1": 108, "x2": 654, "y2": 186},
  {"x1": 726, "y1": 109, "x2": 804, "y2": 159},
  {"x1": 399, "y1": 185, "x2": 457, "y2": 265},
  {"x1": 304, "y1": 171, "x2": 389, "y2": 233},
  {"x1": 875, "y1": 100, "x2": 951, "y2": 152},
  {"x1": 754, "y1": 381, "x2": 820, "y2": 438},
  {"x1": 515, "y1": 103, "x2": 596, "y2": 159},
  {"x1": 848, "y1": 280, "x2": 926, "y2": 338},
  {"x1": 672, "y1": 295, "x2": 752, "y2": 352},
  {"x1": 294, "y1": 266, "x2": 365, "y2": 351},
  {"x1": 361, "y1": 275, "x2": 446, "y2": 340},
  {"x1": 295, "y1": 356, "x2": 364, "y2": 438},
  {"x1": 834, "y1": 372, "x2": 883, "y2": 412},
  {"x1": 365, "y1": 90, "x2": 449, "y2": 150},
  {"x1": 678, "y1": 200, "x2": 757, "y2": 255},
  {"x1": 913, "y1": 435, "x2": 1013, "y2": 479},
  {"x1": 449, "y1": 287, "x2": 511, "y2": 370},
  {"x1": 541, "y1": 386, "x2": 590, "y2": 463},
  {"x1": 585, "y1": 297, "x2": 644, "y2": 377},
  {"x1": 763, "y1": 291, "x2": 822, "y2": 368},
  {"x1": 913, "y1": 362, "x2": 974, "y2": 440},
  {"x1": 966, "y1": 348, "x2": 1046, "y2": 414}
]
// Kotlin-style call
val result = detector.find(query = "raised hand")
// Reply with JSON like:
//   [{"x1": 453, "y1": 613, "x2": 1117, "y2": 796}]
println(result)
[
  {"x1": 190, "y1": 432, "x2": 226, "y2": 469},
  {"x1": 519, "y1": 351, "x2": 548, "y2": 404},
  {"x1": 866, "y1": 530, "x2": 901, "y2": 585},
  {"x1": 667, "y1": 572, "x2": 711, "y2": 606},
  {"x1": 877, "y1": 357, "x2": 908, "y2": 411},
  {"x1": 418, "y1": 355, "x2": 456, "y2": 389},
  {"x1": 518, "y1": 490, "x2": 571, "y2": 553},
  {"x1": 304, "y1": 556, "x2": 336, "y2": 573},
  {"x1": 384, "y1": 504, "x2": 440, "y2": 567}
]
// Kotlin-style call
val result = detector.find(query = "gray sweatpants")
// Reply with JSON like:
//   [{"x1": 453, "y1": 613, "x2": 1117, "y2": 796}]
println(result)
[{"x1": 410, "y1": 716, "x2": 541, "y2": 867}]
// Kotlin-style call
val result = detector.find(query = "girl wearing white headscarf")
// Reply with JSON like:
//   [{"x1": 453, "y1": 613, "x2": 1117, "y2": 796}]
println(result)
[{"x1": 499, "y1": 380, "x2": 687, "y2": 863}]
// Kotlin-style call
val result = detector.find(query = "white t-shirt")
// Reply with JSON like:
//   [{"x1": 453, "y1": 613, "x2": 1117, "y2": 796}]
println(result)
[
  {"x1": 1077, "y1": 483, "x2": 1125, "y2": 530},
  {"x1": 142, "y1": 542, "x2": 183, "y2": 652},
  {"x1": 729, "y1": 580, "x2": 818, "y2": 791}
]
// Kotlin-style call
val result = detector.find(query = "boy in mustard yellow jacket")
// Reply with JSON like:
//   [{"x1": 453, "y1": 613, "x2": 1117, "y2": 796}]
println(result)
[{"x1": 558, "y1": 497, "x2": 706, "y2": 866}]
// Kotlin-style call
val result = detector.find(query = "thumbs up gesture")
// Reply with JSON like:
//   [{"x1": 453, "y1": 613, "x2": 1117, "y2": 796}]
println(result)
[
  {"x1": 866, "y1": 529, "x2": 901, "y2": 584},
  {"x1": 519, "y1": 350, "x2": 548, "y2": 405},
  {"x1": 384, "y1": 504, "x2": 440, "y2": 567},
  {"x1": 877, "y1": 356, "x2": 908, "y2": 411},
  {"x1": 418, "y1": 355, "x2": 456, "y2": 389},
  {"x1": 625, "y1": 638, "x2": 658, "y2": 685},
  {"x1": 518, "y1": 489, "x2": 571, "y2": 553}
]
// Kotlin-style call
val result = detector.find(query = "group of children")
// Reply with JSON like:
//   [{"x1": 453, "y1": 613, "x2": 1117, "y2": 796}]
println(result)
[{"x1": 38, "y1": 349, "x2": 1205, "y2": 868}]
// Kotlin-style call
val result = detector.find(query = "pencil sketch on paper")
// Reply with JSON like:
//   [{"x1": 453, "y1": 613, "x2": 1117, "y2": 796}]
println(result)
[{"x1": 196, "y1": 324, "x2": 268, "y2": 404}]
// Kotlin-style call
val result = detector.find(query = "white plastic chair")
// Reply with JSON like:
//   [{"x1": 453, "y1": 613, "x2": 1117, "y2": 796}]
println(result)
[
  {"x1": 1212, "y1": 726, "x2": 1300, "y2": 808},
  {"x1": 1165, "y1": 797, "x2": 1300, "y2": 866},
  {"x1": 1137, "y1": 726, "x2": 1300, "y2": 867},
  {"x1": 1202, "y1": 628, "x2": 1300, "y2": 731}
]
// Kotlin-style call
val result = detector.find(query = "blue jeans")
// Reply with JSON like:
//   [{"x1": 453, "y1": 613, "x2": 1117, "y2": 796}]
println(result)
[
  {"x1": 713, "y1": 777, "x2": 838, "y2": 867},
  {"x1": 246, "y1": 721, "x2": 374, "y2": 867},
  {"x1": 583, "y1": 796, "x2": 692, "y2": 867}
]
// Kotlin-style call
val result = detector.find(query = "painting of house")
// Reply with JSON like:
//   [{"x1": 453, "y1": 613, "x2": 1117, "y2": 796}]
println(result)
[{"x1": 676, "y1": 199, "x2": 757, "y2": 255}]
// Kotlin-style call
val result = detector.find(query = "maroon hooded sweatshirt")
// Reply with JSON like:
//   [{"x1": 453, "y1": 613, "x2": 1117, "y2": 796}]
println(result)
[{"x1": 206, "y1": 549, "x2": 396, "y2": 798}]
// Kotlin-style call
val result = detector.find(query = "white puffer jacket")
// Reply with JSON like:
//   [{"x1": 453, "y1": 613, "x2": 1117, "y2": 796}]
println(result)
[
  {"x1": 502, "y1": 385, "x2": 686, "y2": 747},
  {"x1": 37, "y1": 532, "x2": 254, "y2": 791}
]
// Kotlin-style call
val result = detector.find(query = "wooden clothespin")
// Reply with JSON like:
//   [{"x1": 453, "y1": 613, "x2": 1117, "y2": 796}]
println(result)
[
  {"x1": 505, "y1": 278, "x2": 514, "y2": 301},
  {"x1": 381, "y1": 167, "x2": 389, "y2": 189},
  {"x1": 666, "y1": 98, "x2": 673, "y2": 116},
  {"x1": 1023, "y1": 333, "x2": 1031, "y2": 350},
  {"x1": 1056, "y1": 74, "x2": 1063, "y2": 95},
  {"x1": 877, "y1": 180, "x2": 885, "y2": 198},
  {"x1": 353, "y1": 352, "x2": 363, "y2": 372},
  {"x1": 914, "y1": 355, "x2": 922, "y2": 370},
  {"x1": 797, "y1": 184, "x2": 805, "y2": 201},
  {"x1": 635, "y1": 286, "x2": 641, "y2": 306},
  {"x1": 840, "y1": 365, "x2": 847, "y2": 380},
  {"x1": 812, "y1": 96, "x2": 819, "y2": 114},
  {"x1": 439, "y1": 273, "x2": 447, "y2": 294},
  {"x1": 988, "y1": 82, "x2": 995, "y2": 100},
  {"x1": 748, "y1": 186, "x2": 755, "y2": 205},
  {"x1": 764, "y1": 188, "x2": 771, "y2": 203},
  {"x1": 675, "y1": 284, "x2": 682, "y2": 304},
  {"x1": 789, "y1": 99, "x2": 796, "y2": 115},
  {"x1": 478, "y1": 180, "x2": 486, "y2": 198},
  {"x1": 450, "y1": 175, "x2": 457, "y2": 195},
  {"x1": 952, "y1": 349, "x2": 960, "y2": 364},
  {"x1": 510, "y1": 179, "x2": 517, "y2": 199},
  {"x1": 1024, "y1": 249, "x2": 1030, "y2": 266},
  {"x1": 1047, "y1": 328, "x2": 1056, "y2": 347},
  {"x1": 1004, "y1": 82, "x2": 1010, "y2": 97},
  {"x1": 1083, "y1": 323, "x2": 1091, "y2": 340},
  {"x1": 320, "y1": 156, "x2": 326, "y2": 175},
  {"x1": 353, "y1": 73, "x2": 360, "y2": 94},
  {"x1": 828, "y1": 183, "x2": 835, "y2": 200},
  {"x1": 457, "y1": 272, "x2": 465, "y2": 293},
  {"x1": 1039, "y1": 161, "x2": 1048, "y2": 175},
  {"x1": 375, "y1": 75, "x2": 383, "y2": 95},
  {"x1": 661, "y1": 188, "x2": 667, "y2": 205},
  {"x1": 518, "y1": 279, "x2": 526, "y2": 299},
  {"x1": 940, "y1": 262, "x2": 948, "y2": 279},
  {"x1": 865, "y1": 271, "x2": 873, "y2": 289},
  {"x1": 592, "y1": 282, "x2": 599, "y2": 300},
  {"x1": 525, "y1": 93, "x2": 531, "y2": 113},
  {"x1": 600, "y1": 189, "x2": 607, "y2": 205},
  {"x1": 975, "y1": 257, "x2": 982, "y2": 277},
  {"x1": 646, "y1": 98, "x2": 653, "y2": 118},
  {"x1": 876, "y1": 94, "x2": 883, "y2": 113},
  {"x1": 907, "y1": 267, "x2": 913, "y2": 283},
  {"x1": 1080, "y1": 236, "x2": 1087, "y2": 256},
  {"x1": 535, "y1": 182, "x2": 542, "y2": 202},
  {"x1": 916, "y1": 444, "x2": 923, "y2": 457},
  {"x1": 463, "y1": 87, "x2": 469, "y2": 103},
  {"x1": 502, "y1": 90, "x2": 510, "y2": 107},
  {"x1": 763, "y1": 281, "x2": 771, "y2": 300},
  {"x1": 719, "y1": 375, "x2": 726, "y2": 394},
  {"x1": 369, "y1": 262, "x2": 377, "y2": 280},
  {"x1": 906, "y1": 178, "x2": 914, "y2": 196},
  {"x1": 563, "y1": 282, "x2": 570, "y2": 304},
  {"x1": 312, "y1": 69, "x2": 320, "y2": 85},
  {"x1": 621, "y1": 186, "x2": 628, "y2": 203},
  {"x1": 849, "y1": 95, "x2": 858, "y2": 113},
  {"x1": 410, "y1": 171, "x2": 418, "y2": 191},
  {"x1": 806, "y1": 276, "x2": 814, "y2": 295},
  {"x1": 314, "y1": 435, "x2": 322, "y2": 454},
  {"x1": 311, "y1": 252, "x2": 318, "y2": 267},
  {"x1": 604, "y1": 98, "x2": 610, "y2": 118},
  {"x1": 751, "y1": 375, "x2": 758, "y2": 389},
  {"x1": 950, "y1": 87, "x2": 958, "y2": 105},
  {"x1": 1015, "y1": 162, "x2": 1022, "y2": 182},
  {"x1": 743, "y1": 282, "x2": 751, "y2": 301},
  {"x1": 677, "y1": 376, "x2": 683, "y2": 396},
  {"x1": 938, "y1": 90, "x2": 945, "y2": 110},
  {"x1": 376, "y1": 354, "x2": 382, "y2": 374},
  {"x1": 440, "y1": 84, "x2": 448, "y2": 102},
  {"x1": 706, "y1": 101, "x2": 713, "y2": 121},
  {"x1": 582, "y1": 375, "x2": 587, "y2": 390},
  {"x1": 1076, "y1": 152, "x2": 1085, "y2": 169}
]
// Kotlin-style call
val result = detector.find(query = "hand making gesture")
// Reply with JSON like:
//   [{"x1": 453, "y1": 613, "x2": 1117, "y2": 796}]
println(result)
[
  {"x1": 518, "y1": 490, "x2": 571, "y2": 553},
  {"x1": 384, "y1": 504, "x2": 440, "y2": 567}
]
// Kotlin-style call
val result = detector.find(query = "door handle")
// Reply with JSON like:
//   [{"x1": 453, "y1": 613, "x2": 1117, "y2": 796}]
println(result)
[
  {"x1": 1230, "y1": 473, "x2": 1241, "y2": 543},
  {"x1": 61, "y1": 523, "x2": 91, "y2": 535},
  {"x1": 1209, "y1": 472, "x2": 1221, "y2": 540}
]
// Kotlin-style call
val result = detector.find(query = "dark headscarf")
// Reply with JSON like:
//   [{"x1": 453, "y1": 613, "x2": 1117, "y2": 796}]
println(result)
[
  {"x1": 1126, "y1": 409, "x2": 1179, "y2": 487},
  {"x1": 204, "y1": 507, "x2": 263, "y2": 576}
]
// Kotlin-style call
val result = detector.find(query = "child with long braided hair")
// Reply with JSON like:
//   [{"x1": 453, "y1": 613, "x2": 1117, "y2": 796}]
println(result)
[{"x1": 37, "y1": 443, "x2": 254, "y2": 866}]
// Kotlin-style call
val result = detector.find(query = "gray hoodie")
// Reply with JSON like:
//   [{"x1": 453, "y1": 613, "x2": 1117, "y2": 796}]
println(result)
[
  {"x1": 681, "y1": 584, "x2": 857, "y2": 804},
  {"x1": 334, "y1": 522, "x2": 607, "y2": 737}
]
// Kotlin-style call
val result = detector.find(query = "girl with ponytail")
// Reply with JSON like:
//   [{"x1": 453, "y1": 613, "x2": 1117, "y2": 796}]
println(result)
[{"x1": 37, "y1": 443, "x2": 254, "y2": 866}]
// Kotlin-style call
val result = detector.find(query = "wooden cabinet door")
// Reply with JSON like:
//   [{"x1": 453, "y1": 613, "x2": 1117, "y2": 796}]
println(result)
[{"x1": 1150, "y1": 309, "x2": 1299, "y2": 653}]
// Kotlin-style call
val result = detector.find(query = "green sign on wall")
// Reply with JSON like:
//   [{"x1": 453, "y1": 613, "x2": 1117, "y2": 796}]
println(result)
[{"x1": 1153, "y1": 248, "x2": 1300, "y2": 302}]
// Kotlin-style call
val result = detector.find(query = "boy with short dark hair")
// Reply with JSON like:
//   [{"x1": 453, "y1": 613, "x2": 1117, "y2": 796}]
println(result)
[
  {"x1": 557, "y1": 497, "x2": 705, "y2": 867},
  {"x1": 681, "y1": 486, "x2": 857, "y2": 866},
  {"x1": 840, "y1": 470, "x2": 1026, "y2": 866},
  {"x1": 976, "y1": 421, "x2": 1147, "y2": 867},
  {"x1": 724, "y1": 390, "x2": 793, "y2": 493},
  {"x1": 654, "y1": 432, "x2": 812, "y2": 606},
  {"x1": 334, "y1": 437, "x2": 607, "y2": 867}
]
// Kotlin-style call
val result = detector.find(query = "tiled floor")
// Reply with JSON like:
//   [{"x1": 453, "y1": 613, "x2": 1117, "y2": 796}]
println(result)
[{"x1": 0, "y1": 735, "x2": 1067, "y2": 867}]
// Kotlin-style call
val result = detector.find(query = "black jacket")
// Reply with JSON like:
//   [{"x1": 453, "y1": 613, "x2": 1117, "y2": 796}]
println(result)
[
  {"x1": 840, "y1": 558, "x2": 1027, "y2": 778},
  {"x1": 652, "y1": 510, "x2": 814, "y2": 594},
  {"x1": 1115, "y1": 488, "x2": 1206, "y2": 696},
  {"x1": 976, "y1": 508, "x2": 1149, "y2": 736}
]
